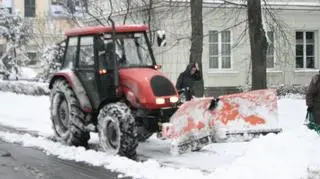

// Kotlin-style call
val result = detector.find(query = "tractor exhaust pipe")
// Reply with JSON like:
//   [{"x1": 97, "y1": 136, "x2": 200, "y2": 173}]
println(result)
[{"x1": 108, "y1": 17, "x2": 119, "y2": 91}]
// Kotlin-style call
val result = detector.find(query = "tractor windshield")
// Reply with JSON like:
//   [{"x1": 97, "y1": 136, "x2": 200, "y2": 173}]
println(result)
[{"x1": 103, "y1": 32, "x2": 154, "y2": 68}]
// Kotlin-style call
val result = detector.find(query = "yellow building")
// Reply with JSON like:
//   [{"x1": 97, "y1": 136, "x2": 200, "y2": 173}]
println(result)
[{"x1": 0, "y1": 0, "x2": 76, "y2": 63}]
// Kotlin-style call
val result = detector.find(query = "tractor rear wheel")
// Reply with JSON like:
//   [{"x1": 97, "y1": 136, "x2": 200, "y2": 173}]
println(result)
[
  {"x1": 98, "y1": 102, "x2": 138, "y2": 159},
  {"x1": 50, "y1": 80, "x2": 90, "y2": 147}
]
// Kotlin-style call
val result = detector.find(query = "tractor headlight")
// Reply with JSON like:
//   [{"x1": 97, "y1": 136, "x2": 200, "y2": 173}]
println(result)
[
  {"x1": 155, "y1": 98, "x2": 165, "y2": 104},
  {"x1": 169, "y1": 96, "x2": 179, "y2": 103}
]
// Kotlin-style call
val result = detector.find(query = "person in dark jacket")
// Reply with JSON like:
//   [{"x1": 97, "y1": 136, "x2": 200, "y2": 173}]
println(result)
[
  {"x1": 306, "y1": 71, "x2": 320, "y2": 125},
  {"x1": 176, "y1": 62, "x2": 201, "y2": 97}
]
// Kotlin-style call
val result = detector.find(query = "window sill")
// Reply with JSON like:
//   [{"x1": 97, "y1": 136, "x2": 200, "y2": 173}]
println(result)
[
  {"x1": 267, "y1": 69, "x2": 283, "y2": 73},
  {"x1": 294, "y1": 69, "x2": 319, "y2": 73},
  {"x1": 208, "y1": 70, "x2": 239, "y2": 73},
  {"x1": 207, "y1": 70, "x2": 239, "y2": 76}
]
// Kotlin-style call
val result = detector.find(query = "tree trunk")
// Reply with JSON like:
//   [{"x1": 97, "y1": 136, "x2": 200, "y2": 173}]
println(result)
[
  {"x1": 190, "y1": 0, "x2": 204, "y2": 97},
  {"x1": 247, "y1": 0, "x2": 268, "y2": 90}
]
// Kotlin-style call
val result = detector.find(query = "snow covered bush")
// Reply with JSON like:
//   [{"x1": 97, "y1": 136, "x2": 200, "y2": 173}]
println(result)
[
  {"x1": 0, "y1": 80, "x2": 49, "y2": 96},
  {"x1": 37, "y1": 43, "x2": 64, "y2": 82},
  {"x1": 0, "y1": 8, "x2": 31, "y2": 78},
  {"x1": 0, "y1": 9, "x2": 30, "y2": 49},
  {"x1": 238, "y1": 84, "x2": 307, "y2": 97},
  {"x1": 275, "y1": 84, "x2": 308, "y2": 97},
  {"x1": 0, "y1": 54, "x2": 33, "y2": 80}
]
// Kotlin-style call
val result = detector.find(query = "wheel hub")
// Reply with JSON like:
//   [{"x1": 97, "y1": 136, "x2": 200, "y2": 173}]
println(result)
[
  {"x1": 106, "y1": 122, "x2": 119, "y2": 149},
  {"x1": 55, "y1": 95, "x2": 69, "y2": 136}
]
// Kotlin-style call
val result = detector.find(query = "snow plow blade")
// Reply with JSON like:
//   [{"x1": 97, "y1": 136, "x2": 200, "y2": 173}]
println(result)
[{"x1": 161, "y1": 89, "x2": 282, "y2": 155}]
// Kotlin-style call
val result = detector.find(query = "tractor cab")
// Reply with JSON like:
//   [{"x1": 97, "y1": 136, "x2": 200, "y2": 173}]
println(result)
[{"x1": 59, "y1": 25, "x2": 171, "y2": 110}]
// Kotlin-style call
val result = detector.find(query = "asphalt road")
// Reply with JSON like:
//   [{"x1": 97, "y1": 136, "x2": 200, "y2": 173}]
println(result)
[{"x1": 0, "y1": 140, "x2": 130, "y2": 179}]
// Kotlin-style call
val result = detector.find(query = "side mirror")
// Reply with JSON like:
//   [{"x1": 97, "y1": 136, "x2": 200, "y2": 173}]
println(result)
[{"x1": 156, "y1": 30, "x2": 166, "y2": 47}]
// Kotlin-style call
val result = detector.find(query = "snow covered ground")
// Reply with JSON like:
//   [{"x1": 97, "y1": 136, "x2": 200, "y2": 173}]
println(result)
[{"x1": 0, "y1": 91, "x2": 319, "y2": 179}]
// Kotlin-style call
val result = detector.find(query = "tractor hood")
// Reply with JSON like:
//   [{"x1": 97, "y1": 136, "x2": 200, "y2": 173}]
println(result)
[{"x1": 119, "y1": 68, "x2": 178, "y2": 109}]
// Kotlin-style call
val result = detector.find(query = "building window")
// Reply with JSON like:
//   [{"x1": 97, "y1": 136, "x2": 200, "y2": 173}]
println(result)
[
  {"x1": 296, "y1": 31, "x2": 315, "y2": 69},
  {"x1": 267, "y1": 31, "x2": 274, "y2": 68},
  {"x1": 25, "y1": 0, "x2": 36, "y2": 17},
  {"x1": 27, "y1": 52, "x2": 37, "y2": 65},
  {"x1": 209, "y1": 30, "x2": 231, "y2": 69},
  {"x1": 51, "y1": 2, "x2": 67, "y2": 17}
]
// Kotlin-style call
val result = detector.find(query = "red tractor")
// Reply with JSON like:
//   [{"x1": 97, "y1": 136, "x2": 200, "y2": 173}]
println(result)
[{"x1": 49, "y1": 24, "x2": 178, "y2": 159}]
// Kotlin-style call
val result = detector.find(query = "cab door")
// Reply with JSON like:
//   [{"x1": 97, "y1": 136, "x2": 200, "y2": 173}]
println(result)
[
  {"x1": 75, "y1": 35, "x2": 100, "y2": 109},
  {"x1": 94, "y1": 36, "x2": 118, "y2": 101}
]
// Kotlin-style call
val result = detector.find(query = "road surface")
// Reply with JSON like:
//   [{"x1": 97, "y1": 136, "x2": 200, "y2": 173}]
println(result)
[{"x1": 0, "y1": 140, "x2": 130, "y2": 179}]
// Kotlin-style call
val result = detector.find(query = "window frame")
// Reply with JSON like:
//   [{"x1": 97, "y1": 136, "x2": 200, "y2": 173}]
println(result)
[
  {"x1": 208, "y1": 30, "x2": 232, "y2": 71},
  {"x1": 295, "y1": 31, "x2": 316, "y2": 69},
  {"x1": 78, "y1": 35, "x2": 95, "y2": 68},
  {"x1": 62, "y1": 36, "x2": 78, "y2": 69}
]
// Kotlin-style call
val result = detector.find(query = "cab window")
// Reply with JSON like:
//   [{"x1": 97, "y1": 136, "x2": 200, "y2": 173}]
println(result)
[
  {"x1": 79, "y1": 36, "x2": 94, "y2": 67},
  {"x1": 63, "y1": 37, "x2": 78, "y2": 69}
]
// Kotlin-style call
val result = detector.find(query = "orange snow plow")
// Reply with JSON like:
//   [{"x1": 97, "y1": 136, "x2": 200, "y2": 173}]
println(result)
[{"x1": 161, "y1": 89, "x2": 282, "y2": 155}]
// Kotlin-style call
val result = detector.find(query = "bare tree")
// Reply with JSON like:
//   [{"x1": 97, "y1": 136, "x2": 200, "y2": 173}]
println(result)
[
  {"x1": 247, "y1": 0, "x2": 268, "y2": 90},
  {"x1": 190, "y1": 0, "x2": 204, "y2": 97},
  {"x1": 31, "y1": 16, "x2": 67, "y2": 50}
]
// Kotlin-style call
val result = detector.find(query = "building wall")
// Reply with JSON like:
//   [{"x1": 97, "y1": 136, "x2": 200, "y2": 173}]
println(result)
[
  {"x1": 11, "y1": 0, "x2": 49, "y2": 17},
  {"x1": 49, "y1": 0, "x2": 320, "y2": 91},
  {"x1": 151, "y1": 2, "x2": 320, "y2": 89},
  {"x1": 36, "y1": 0, "x2": 50, "y2": 17},
  {"x1": 84, "y1": 0, "x2": 320, "y2": 89},
  {"x1": 276, "y1": 9, "x2": 320, "y2": 86},
  {"x1": 152, "y1": 6, "x2": 250, "y2": 87},
  {"x1": 2, "y1": 0, "x2": 76, "y2": 63},
  {"x1": 12, "y1": 0, "x2": 22, "y2": 15},
  {"x1": 9, "y1": 0, "x2": 74, "y2": 35}
]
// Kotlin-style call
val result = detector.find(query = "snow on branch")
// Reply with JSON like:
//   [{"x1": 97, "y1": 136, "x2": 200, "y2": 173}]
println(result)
[
  {"x1": 0, "y1": 9, "x2": 32, "y2": 79},
  {"x1": 0, "y1": 9, "x2": 31, "y2": 49},
  {"x1": 37, "y1": 43, "x2": 64, "y2": 82}
]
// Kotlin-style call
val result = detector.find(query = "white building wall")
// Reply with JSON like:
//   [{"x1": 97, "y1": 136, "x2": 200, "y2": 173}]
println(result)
[
  {"x1": 85, "y1": 0, "x2": 320, "y2": 88},
  {"x1": 276, "y1": 9, "x2": 320, "y2": 86},
  {"x1": 154, "y1": 1, "x2": 320, "y2": 88},
  {"x1": 154, "y1": 6, "x2": 252, "y2": 87}
]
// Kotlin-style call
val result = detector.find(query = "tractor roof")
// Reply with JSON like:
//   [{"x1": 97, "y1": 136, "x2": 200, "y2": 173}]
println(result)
[{"x1": 65, "y1": 24, "x2": 149, "y2": 36}]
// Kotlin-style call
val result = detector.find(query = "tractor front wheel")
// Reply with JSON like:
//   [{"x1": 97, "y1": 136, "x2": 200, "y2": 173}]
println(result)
[{"x1": 98, "y1": 102, "x2": 138, "y2": 159}]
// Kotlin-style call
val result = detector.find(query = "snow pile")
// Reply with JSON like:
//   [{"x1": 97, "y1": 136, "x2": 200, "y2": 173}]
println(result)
[
  {"x1": 19, "y1": 67, "x2": 39, "y2": 80},
  {"x1": 0, "y1": 91, "x2": 52, "y2": 136},
  {"x1": 275, "y1": 84, "x2": 308, "y2": 97},
  {"x1": 0, "y1": 80, "x2": 49, "y2": 96},
  {"x1": 279, "y1": 93, "x2": 305, "y2": 100},
  {"x1": 209, "y1": 128, "x2": 320, "y2": 179}
]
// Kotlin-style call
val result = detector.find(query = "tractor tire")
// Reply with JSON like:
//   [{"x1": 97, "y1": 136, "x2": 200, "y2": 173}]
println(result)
[
  {"x1": 50, "y1": 79, "x2": 90, "y2": 147},
  {"x1": 98, "y1": 102, "x2": 138, "y2": 159}
]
